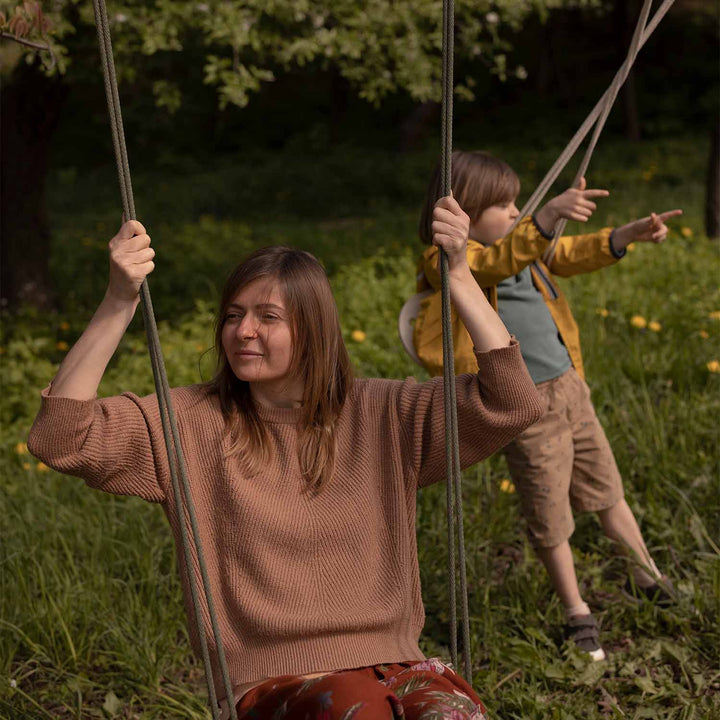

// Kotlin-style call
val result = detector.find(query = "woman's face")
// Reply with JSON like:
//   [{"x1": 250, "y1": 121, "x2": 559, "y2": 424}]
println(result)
[
  {"x1": 469, "y1": 199, "x2": 520, "y2": 245},
  {"x1": 221, "y1": 277, "x2": 295, "y2": 388}
]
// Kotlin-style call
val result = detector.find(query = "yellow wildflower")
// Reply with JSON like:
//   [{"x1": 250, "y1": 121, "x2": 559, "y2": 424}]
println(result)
[
  {"x1": 59, "y1": 321, "x2": 70, "y2": 331},
  {"x1": 699, "y1": 330, "x2": 709, "y2": 339},
  {"x1": 22, "y1": 462, "x2": 31, "y2": 471},
  {"x1": 596, "y1": 308, "x2": 609, "y2": 318},
  {"x1": 36, "y1": 462, "x2": 49, "y2": 472},
  {"x1": 626, "y1": 243, "x2": 636, "y2": 252},
  {"x1": 708, "y1": 311, "x2": 720, "y2": 321},
  {"x1": 499, "y1": 479, "x2": 515, "y2": 494},
  {"x1": 56, "y1": 341, "x2": 69, "y2": 351},
  {"x1": 0, "y1": 346, "x2": 5, "y2": 355},
  {"x1": 707, "y1": 360, "x2": 720, "y2": 374},
  {"x1": 681, "y1": 227, "x2": 693, "y2": 238},
  {"x1": 648, "y1": 321, "x2": 662, "y2": 332},
  {"x1": 630, "y1": 315, "x2": 647, "y2": 329},
  {"x1": 195, "y1": 344, "x2": 205, "y2": 352},
  {"x1": 351, "y1": 330, "x2": 367, "y2": 343},
  {"x1": 81, "y1": 237, "x2": 93, "y2": 247},
  {"x1": 642, "y1": 169, "x2": 654, "y2": 182},
  {"x1": 15, "y1": 442, "x2": 28, "y2": 455}
]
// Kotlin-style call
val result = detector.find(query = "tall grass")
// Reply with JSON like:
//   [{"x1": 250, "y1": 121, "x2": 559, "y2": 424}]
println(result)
[{"x1": 2, "y1": 137, "x2": 719, "y2": 718}]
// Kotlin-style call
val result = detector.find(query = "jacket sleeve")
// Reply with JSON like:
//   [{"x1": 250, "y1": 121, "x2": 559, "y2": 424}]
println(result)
[
  {"x1": 547, "y1": 227, "x2": 621, "y2": 277},
  {"x1": 27, "y1": 387, "x2": 168, "y2": 503},
  {"x1": 419, "y1": 216, "x2": 551, "y2": 291},
  {"x1": 395, "y1": 340, "x2": 543, "y2": 488}
]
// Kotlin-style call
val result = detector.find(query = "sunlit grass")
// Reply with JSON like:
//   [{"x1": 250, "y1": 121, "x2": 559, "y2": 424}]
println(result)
[{"x1": 2, "y1": 137, "x2": 719, "y2": 717}]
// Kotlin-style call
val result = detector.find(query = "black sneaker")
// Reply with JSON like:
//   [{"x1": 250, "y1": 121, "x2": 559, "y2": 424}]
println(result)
[
  {"x1": 623, "y1": 576, "x2": 677, "y2": 607},
  {"x1": 564, "y1": 613, "x2": 606, "y2": 662}
]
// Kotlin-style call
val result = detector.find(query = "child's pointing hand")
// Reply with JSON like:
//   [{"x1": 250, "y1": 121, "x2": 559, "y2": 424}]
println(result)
[
  {"x1": 535, "y1": 177, "x2": 610, "y2": 233},
  {"x1": 611, "y1": 208, "x2": 683, "y2": 251}
]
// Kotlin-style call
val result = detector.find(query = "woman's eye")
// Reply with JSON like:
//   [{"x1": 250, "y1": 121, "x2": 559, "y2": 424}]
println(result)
[{"x1": 262, "y1": 314, "x2": 279, "y2": 321}]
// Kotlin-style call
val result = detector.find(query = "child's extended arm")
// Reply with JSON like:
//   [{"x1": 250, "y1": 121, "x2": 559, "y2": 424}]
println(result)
[
  {"x1": 420, "y1": 178, "x2": 610, "y2": 290},
  {"x1": 610, "y1": 209, "x2": 683, "y2": 251},
  {"x1": 431, "y1": 196, "x2": 511, "y2": 352},
  {"x1": 49, "y1": 220, "x2": 155, "y2": 400},
  {"x1": 549, "y1": 208, "x2": 683, "y2": 277}
]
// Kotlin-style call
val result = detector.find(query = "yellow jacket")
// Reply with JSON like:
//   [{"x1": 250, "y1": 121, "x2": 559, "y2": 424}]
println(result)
[{"x1": 413, "y1": 216, "x2": 620, "y2": 379}]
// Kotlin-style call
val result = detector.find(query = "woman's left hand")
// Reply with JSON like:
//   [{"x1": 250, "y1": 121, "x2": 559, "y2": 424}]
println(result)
[{"x1": 432, "y1": 195, "x2": 471, "y2": 274}]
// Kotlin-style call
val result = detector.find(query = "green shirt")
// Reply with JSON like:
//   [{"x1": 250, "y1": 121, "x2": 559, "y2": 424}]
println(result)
[{"x1": 497, "y1": 266, "x2": 571, "y2": 384}]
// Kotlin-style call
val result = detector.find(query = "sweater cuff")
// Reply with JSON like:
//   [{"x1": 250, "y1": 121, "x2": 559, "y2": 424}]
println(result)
[
  {"x1": 28, "y1": 385, "x2": 97, "y2": 459},
  {"x1": 531, "y1": 214, "x2": 555, "y2": 241},
  {"x1": 472, "y1": 337, "x2": 520, "y2": 363},
  {"x1": 608, "y1": 229, "x2": 626, "y2": 259}
]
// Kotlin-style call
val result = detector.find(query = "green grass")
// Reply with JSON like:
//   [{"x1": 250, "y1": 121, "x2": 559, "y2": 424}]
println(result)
[{"x1": 2, "y1": 136, "x2": 719, "y2": 718}]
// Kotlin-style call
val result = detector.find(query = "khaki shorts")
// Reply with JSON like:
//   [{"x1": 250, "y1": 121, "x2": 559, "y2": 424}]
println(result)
[{"x1": 502, "y1": 367, "x2": 624, "y2": 548}]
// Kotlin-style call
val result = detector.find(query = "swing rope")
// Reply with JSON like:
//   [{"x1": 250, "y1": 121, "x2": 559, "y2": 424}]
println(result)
[
  {"x1": 508, "y1": 0, "x2": 675, "y2": 252},
  {"x1": 544, "y1": 0, "x2": 655, "y2": 265},
  {"x1": 90, "y1": 0, "x2": 237, "y2": 717},
  {"x1": 440, "y1": 0, "x2": 473, "y2": 680}
]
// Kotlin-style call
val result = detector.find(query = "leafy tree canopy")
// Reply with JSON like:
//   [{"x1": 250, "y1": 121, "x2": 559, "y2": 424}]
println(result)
[{"x1": 0, "y1": 0, "x2": 598, "y2": 110}]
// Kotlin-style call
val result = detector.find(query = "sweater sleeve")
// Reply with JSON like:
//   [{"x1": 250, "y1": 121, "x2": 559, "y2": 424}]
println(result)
[
  {"x1": 418, "y1": 217, "x2": 550, "y2": 291},
  {"x1": 396, "y1": 340, "x2": 543, "y2": 488},
  {"x1": 27, "y1": 387, "x2": 168, "y2": 503}
]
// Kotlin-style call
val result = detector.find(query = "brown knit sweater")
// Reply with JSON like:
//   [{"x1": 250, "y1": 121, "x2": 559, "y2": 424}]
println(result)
[{"x1": 28, "y1": 341, "x2": 541, "y2": 700}]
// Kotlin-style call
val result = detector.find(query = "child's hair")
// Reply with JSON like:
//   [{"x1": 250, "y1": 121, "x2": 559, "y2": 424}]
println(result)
[
  {"x1": 209, "y1": 246, "x2": 353, "y2": 491},
  {"x1": 419, "y1": 150, "x2": 521, "y2": 244}
]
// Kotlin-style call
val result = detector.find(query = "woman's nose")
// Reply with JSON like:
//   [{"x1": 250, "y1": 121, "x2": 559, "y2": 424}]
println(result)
[{"x1": 237, "y1": 315, "x2": 258, "y2": 339}]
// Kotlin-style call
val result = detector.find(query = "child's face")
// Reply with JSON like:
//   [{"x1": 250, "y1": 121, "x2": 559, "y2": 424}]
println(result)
[{"x1": 469, "y1": 199, "x2": 520, "y2": 245}]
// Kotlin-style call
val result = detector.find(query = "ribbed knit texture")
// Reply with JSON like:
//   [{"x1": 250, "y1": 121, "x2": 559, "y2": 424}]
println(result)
[{"x1": 28, "y1": 340, "x2": 542, "y2": 700}]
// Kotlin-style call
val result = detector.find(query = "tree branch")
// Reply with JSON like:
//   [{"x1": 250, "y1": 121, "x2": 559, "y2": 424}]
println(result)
[{"x1": 1, "y1": 31, "x2": 56, "y2": 70}]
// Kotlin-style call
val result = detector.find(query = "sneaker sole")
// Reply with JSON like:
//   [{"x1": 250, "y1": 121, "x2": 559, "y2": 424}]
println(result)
[{"x1": 588, "y1": 647, "x2": 606, "y2": 662}]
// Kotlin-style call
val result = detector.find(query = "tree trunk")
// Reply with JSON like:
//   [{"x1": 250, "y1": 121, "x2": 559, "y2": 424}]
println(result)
[
  {"x1": 399, "y1": 101, "x2": 439, "y2": 152},
  {"x1": 1, "y1": 62, "x2": 67, "y2": 309},
  {"x1": 614, "y1": 0, "x2": 641, "y2": 141},
  {"x1": 706, "y1": 121, "x2": 720, "y2": 240}
]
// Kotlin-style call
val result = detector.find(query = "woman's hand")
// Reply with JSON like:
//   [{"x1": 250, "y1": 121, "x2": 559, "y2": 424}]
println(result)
[
  {"x1": 106, "y1": 220, "x2": 155, "y2": 304},
  {"x1": 534, "y1": 177, "x2": 609, "y2": 233},
  {"x1": 432, "y1": 195, "x2": 471, "y2": 275},
  {"x1": 48, "y1": 220, "x2": 155, "y2": 400},
  {"x1": 611, "y1": 209, "x2": 683, "y2": 251}
]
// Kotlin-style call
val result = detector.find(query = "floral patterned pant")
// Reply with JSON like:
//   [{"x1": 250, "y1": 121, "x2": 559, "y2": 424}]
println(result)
[{"x1": 235, "y1": 658, "x2": 489, "y2": 719}]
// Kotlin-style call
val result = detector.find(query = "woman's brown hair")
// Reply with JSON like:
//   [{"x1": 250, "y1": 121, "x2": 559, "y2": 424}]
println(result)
[
  {"x1": 209, "y1": 246, "x2": 353, "y2": 491},
  {"x1": 419, "y1": 151, "x2": 520, "y2": 244}
]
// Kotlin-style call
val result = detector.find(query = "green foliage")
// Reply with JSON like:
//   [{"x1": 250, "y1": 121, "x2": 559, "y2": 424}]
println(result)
[
  {"x1": 2, "y1": 137, "x2": 719, "y2": 717},
  {"x1": 2, "y1": 0, "x2": 595, "y2": 107}
]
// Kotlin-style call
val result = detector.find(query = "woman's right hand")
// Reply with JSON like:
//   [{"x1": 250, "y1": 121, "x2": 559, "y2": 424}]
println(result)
[
  {"x1": 106, "y1": 220, "x2": 155, "y2": 304},
  {"x1": 432, "y1": 195, "x2": 471, "y2": 275}
]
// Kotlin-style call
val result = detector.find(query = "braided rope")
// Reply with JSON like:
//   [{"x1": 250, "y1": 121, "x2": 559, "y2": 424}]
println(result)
[
  {"x1": 507, "y1": 0, "x2": 675, "y2": 243},
  {"x1": 90, "y1": 1, "x2": 237, "y2": 717},
  {"x1": 440, "y1": 0, "x2": 473, "y2": 680},
  {"x1": 544, "y1": 0, "x2": 655, "y2": 265}
]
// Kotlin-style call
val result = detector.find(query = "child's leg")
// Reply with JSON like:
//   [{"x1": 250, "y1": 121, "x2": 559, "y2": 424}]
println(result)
[
  {"x1": 562, "y1": 370, "x2": 665, "y2": 589},
  {"x1": 503, "y1": 375, "x2": 591, "y2": 620},
  {"x1": 535, "y1": 541, "x2": 588, "y2": 616},
  {"x1": 598, "y1": 498, "x2": 662, "y2": 587}
]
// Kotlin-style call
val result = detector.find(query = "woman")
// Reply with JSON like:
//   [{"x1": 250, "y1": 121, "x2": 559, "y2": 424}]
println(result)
[{"x1": 28, "y1": 196, "x2": 542, "y2": 719}]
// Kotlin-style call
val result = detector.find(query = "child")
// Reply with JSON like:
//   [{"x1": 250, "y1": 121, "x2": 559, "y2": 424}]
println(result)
[
  {"x1": 28, "y1": 203, "x2": 543, "y2": 719},
  {"x1": 414, "y1": 151, "x2": 682, "y2": 661}
]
